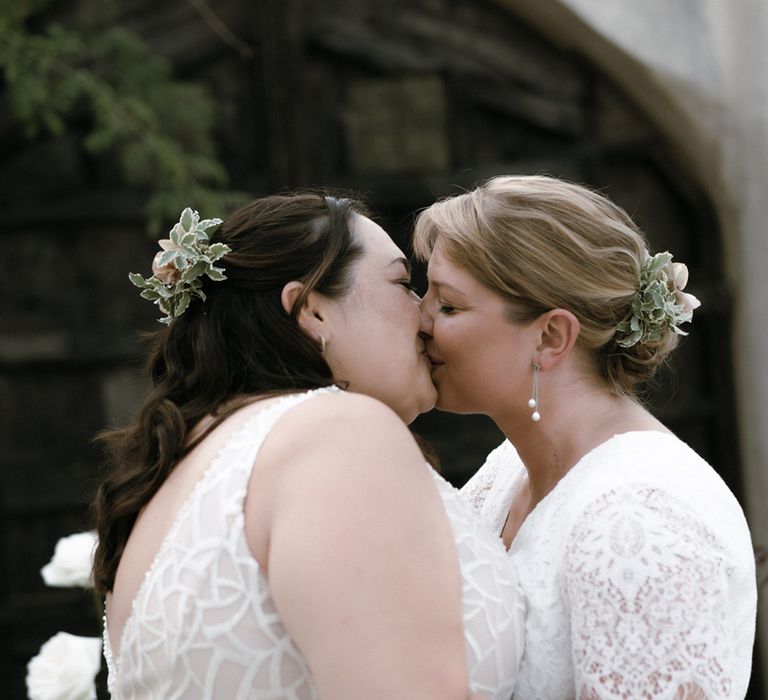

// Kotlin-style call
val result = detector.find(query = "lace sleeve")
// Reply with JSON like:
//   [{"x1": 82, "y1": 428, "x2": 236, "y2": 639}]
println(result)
[
  {"x1": 460, "y1": 447, "x2": 504, "y2": 515},
  {"x1": 460, "y1": 440, "x2": 525, "y2": 534},
  {"x1": 566, "y1": 485, "x2": 738, "y2": 700}
]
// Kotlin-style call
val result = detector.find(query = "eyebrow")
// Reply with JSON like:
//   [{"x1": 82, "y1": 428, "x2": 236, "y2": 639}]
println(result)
[
  {"x1": 430, "y1": 279, "x2": 465, "y2": 296},
  {"x1": 387, "y1": 256, "x2": 412, "y2": 275}
]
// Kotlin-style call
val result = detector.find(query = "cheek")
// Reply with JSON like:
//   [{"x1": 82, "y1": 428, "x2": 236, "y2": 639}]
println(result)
[
  {"x1": 399, "y1": 296, "x2": 422, "y2": 335},
  {"x1": 432, "y1": 317, "x2": 464, "y2": 355},
  {"x1": 435, "y1": 321, "x2": 495, "y2": 382},
  {"x1": 381, "y1": 295, "x2": 420, "y2": 345},
  {"x1": 349, "y1": 297, "x2": 416, "y2": 365}
]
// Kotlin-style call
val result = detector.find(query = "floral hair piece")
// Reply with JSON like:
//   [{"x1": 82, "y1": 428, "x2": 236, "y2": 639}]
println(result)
[
  {"x1": 615, "y1": 251, "x2": 701, "y2": 348},
  {"x1": 129, "y1": 208, "x2": 230, "y2": 324}
]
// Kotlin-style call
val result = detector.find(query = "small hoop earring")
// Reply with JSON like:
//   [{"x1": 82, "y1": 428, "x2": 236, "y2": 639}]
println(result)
[
  {"x1": 528, "y1": 363, "x2": 541, "y2": 422},
  {"x1": 319, "y1": 335, "x2": 326, "y2": 353}
]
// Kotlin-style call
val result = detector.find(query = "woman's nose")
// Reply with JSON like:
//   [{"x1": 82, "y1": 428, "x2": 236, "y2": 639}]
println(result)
[{"x1": 418, "y1": 298, "x2": 434, "y2": 337}]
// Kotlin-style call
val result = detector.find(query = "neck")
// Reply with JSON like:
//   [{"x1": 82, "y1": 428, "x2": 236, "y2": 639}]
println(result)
[{"x1": 493, "y1": 379, "x2": 665, "y2": 508}]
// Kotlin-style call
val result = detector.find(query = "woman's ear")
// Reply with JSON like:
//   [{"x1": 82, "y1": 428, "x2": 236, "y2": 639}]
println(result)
[
  {"x1": 535, "y1": 309, "x2": 580, "y2": 371},
  {"x1": 280, "y1": 281, "x2": 304, "y2": 317},
  {"x1": 280, "y1": 281, "x2": 327, "y2": 339}
]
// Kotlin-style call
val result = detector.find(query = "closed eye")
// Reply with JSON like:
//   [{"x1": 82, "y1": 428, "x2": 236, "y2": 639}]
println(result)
[
  {"x1": 399, "y1": 280, "x2": 418, "y2": 292},
  {"x1": 438, "y1": 304, "x2": 456, "y2": 314}
]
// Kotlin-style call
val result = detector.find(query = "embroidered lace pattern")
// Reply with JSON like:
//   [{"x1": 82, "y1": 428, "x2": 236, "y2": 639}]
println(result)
[
  {"x1": 461, "y1": 431, "x2": 756, "y2": 700},
  {"x1": 430, "y1": 470, "x2": 524, "y2": 699},
  {"x1": 461, "y1": 440, "x2": 525, "y2": 535},
  {"x1": 103, "y1": 390, "x2": 329, "y2": 700},
  {"x1": 103, "y1": 388, "x2": 525, "y2": 698}
]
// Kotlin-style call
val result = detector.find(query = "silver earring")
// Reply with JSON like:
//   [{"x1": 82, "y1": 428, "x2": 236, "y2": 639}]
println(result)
[
  {"x1": 319, "y1": 335, "x2": 326, "y2": 353},
  {"x1": 528, "y1": 363, "x2": 541, "y2": 422}
]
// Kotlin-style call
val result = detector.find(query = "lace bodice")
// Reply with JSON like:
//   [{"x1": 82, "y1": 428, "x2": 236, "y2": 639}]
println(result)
[
  {"x1": 461, "y1": 432, "x2": 757, "y2": 699},
  {"x1": 103, "y1": 389, "x2": 524, "y2": 699}
]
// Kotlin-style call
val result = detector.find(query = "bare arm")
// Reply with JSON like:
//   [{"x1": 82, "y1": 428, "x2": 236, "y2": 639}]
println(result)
[{"x1": 251, "y1": 392, "x2": 469, "y2": 700}]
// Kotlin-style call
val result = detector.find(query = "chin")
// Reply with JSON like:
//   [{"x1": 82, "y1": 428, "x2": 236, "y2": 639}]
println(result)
[
  {"x1": 416, "y1": 394, "x2": 438, "y2": 420},
  {"x1": 434, "y1": 392, "x2": 473, "y2": 415},
  {"x1": 419, "y1": 381, "x2": 439, "y2": 411},
  {"x1": 399, "y1": 387, "x2": 437, "y2": 425}
]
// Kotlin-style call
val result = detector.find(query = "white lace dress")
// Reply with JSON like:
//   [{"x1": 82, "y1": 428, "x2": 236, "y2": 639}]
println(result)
[
  {"x1": 103, "y1": 388, "x2": 524, "y2": 699},
  {"x1": 461, "y1": 432, "x2": 757, "y2": 699}
]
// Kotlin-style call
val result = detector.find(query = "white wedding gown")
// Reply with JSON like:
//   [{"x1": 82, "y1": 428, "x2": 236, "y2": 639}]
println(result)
[
  {"x1": 462, "y1": 432, "x2": 757, "y2": 699},
  {"x1": 103, "y1": 388, "x2": 524, "y2": 699}
]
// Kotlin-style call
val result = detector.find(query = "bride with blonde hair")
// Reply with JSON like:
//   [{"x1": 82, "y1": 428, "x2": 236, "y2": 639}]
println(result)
[{"x1": 416, "y1": 175, "x2": 756, "y2": 699}]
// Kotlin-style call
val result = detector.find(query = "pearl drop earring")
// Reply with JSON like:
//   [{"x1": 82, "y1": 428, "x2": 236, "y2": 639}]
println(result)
[{"x1": 528, "y1": 363, "x2": 541, "y2": 422}]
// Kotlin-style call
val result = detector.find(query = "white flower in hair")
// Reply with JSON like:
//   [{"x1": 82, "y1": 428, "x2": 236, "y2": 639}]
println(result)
[
  {"x1": 151, "y1": 239, "x2": 184, "y2": 285},
  {"x1": 663, "y1": 258, "x2": 701, "y2": 318},
  {"x1": 130, "y1": 207, "x2": 230, "y2": 324},
  {"x1": 615, "y1": 251, "x2": 701, "y2": 348}
]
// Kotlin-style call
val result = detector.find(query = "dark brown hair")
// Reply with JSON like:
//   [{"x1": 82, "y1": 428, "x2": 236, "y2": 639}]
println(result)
[{"x1": 92, "y1": 194, "x2": 365, "y2": 593}]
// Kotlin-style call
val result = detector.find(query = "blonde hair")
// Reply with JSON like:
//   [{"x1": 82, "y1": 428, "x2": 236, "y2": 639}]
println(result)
[{"x1": 412, "y1": 175, "x2": 679, "y2": 396}]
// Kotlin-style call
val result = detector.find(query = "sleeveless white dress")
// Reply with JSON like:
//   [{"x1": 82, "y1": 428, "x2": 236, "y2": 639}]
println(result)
[
  {"x1": 103, "y1": 388, "x2": 524, "y2": 699},
  {"x1": 461, "y1": 433, "x2": 757, "y2": 699}
]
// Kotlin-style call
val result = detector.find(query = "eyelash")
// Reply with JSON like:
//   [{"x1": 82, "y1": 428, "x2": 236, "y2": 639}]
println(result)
[
  {"x1": 399, "y1": 280, "x2": 417, "y2": 292},
  {"x1": 438, "y1": 304, "x2": 456, "y2": 314}
]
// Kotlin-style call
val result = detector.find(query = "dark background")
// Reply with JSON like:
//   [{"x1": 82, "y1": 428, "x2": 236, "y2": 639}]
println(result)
[{"x1": 1, "y1": 0, "x2": 758, "y2": 696}]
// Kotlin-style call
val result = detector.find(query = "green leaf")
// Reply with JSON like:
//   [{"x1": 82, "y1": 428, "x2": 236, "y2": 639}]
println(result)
[
  {"x1": 206, "y1": 242, "x2": 230, "y2": 261},
  {"x1": 181, "y1": 260, "x2": 206, "y2": 282},
  {"x1": 173, "y1": 252, "x2": 188, "y2": 270},
  {"x1": 197, "y1": 218, "x2": 223, "y2": 233},
  {"x1": 174, "y1": 292, "x2": 191, "y2": 316},
  {"x1": 206, "y1": 267, "x2": 226, "y2": 282},
  {"x1": 645, "y1": 251, "x2": 672, "y2": 276},
  {"x1": 179, "y1": 207, "x2": 196, "y2": 233},
  {"x1": 170, "y1": 222, "x2": 186, "y2": 246},
  {"x1": 155, "y1": 284, "x2": 173, "y2": 299},
  {"x1": 180, "y1": 231, "x2": 196, "y2": 249},
  {"x1": 155, "y1": 249, "x2": 176, "y2": 268},
  {"x1": 128, "y1": 271, "x2": 150, "y2": 288}
]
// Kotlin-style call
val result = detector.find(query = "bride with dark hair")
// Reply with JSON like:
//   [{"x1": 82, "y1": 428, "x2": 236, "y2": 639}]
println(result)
[{"x1": 93, "y1": 194, "x2": 523, "y2": 699}]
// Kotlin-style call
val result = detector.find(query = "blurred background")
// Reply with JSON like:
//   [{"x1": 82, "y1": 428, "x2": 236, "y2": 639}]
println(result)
[{"x1": 1, "y1": 0, "x2": 766, "y2": 697}]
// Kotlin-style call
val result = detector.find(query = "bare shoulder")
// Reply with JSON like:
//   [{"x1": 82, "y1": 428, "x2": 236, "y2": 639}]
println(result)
[
  {"x1": 251, "y1": 389, "x2": 429, "y2": 499},
  {"x1": 244, "y1": 389, "x2": 436, "y2": 565},
  {"x1": 266, "y1": 390, "x2": 417, "y2": 463},
  {"x1": 289, "y1": 389, "x2": 404, "y2": 425}
]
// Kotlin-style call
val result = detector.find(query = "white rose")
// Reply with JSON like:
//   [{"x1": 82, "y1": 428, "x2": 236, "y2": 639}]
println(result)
[
  {"x1": 663, "y1": 259, "x2": 702, "y2": 317},
  {"x1": 26, "y1": 632, "x2": 102, "y2": 700},
  {"x1": 664, "y1": 260, "x2": 689, "y2": 290},
  {"x1": 152, "y1": 238, "x2": 184, "y2": 285},
  {"x1": 41, "y1": 532, "x2": 98, "y2": 588}
]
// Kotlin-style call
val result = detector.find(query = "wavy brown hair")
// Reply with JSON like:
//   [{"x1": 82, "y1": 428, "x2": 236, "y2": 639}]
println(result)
[{"x1": 92, "y1": 194, "x2": 365, "y2": 594}]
